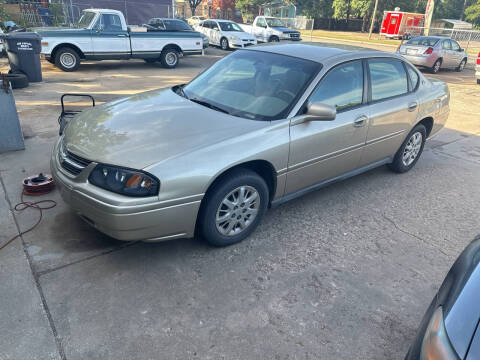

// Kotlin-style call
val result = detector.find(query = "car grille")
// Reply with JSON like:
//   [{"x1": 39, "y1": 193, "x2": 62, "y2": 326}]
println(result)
[
  {"x1": 290, "y1": 33, "x2": 300, "y2": 39},
  {"x1": 59, "y1": 141, "x2": 92, "y2": 176}
]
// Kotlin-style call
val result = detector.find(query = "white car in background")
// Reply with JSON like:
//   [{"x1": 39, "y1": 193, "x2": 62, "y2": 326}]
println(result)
[
  {"x1": 187, "y1": 16, "x2": 206, "y2": 26},
  {"x1": 195, "y1": 19, "x2": 257, "y2": 50}
]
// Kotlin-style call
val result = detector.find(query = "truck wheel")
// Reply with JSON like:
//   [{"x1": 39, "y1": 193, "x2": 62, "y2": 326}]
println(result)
[
  {"x1": 160, "y1": 48, "x2": 179, "y2": 69},
  {"x1": 269, "y1": 35, "x2": 279, "y2": 42},
  {"x1": 55, "y1": 47, "x2": 80, "y2": 72},
  {"x1": 220, "y1": 37, "x2": 229, "y2": 50}
]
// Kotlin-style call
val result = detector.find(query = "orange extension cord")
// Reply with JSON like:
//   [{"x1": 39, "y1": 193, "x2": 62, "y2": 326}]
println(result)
[{"x1": 0, "y1": 174, "x2": 56, "y2": 251}]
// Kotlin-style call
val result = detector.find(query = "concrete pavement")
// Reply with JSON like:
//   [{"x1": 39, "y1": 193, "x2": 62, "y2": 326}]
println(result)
[{"x1": 0, "y1": 47, "x2": 479, "y2": 359}]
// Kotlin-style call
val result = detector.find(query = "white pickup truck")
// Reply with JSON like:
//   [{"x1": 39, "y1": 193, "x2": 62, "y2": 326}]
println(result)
[
  {"x1": 36, "y1": 9, "x2": 203, "y2": 71},
  {"x1": 239, "y1": 16, "x2": 301, "y2": 43}
]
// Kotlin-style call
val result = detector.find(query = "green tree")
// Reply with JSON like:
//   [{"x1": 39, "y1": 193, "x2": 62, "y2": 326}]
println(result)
[
  {"x1": 236, "y1": 0, "x2": 263, "y2": 22},
  {"x1": 465, "y1": 0, "x2": 480, "y2": 26}
]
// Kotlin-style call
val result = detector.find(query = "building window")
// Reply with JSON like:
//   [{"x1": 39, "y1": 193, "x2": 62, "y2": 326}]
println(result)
[
  {"x1": 208, "y1": 6, "x2": 212, "y2": 17},
  {"x1": 227, "y1": 8, "x2": 232, "y2": 19},
  {"x1": 203, "y1": 5, "x2": 207, "y2": 16},
  {"x1": 216, "y1": 8, "x2": 221, "y2": 18}
]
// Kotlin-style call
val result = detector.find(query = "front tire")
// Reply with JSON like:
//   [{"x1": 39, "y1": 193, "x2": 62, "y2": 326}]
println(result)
[
  {"x1": 220, "y1": 37, "x2": 229, "y2": 50},
  {"x1": 55, "y1": 47, "x2": 80, "y2": 72},
  {"x1": 269, "y1": 35, "x2": 280, "y2": 42},
  {"x1": 160, "y1": 47, "x2": 179, "y2": 69},
  {"x1": 388, "y1": 124, "x2": 426, "y2": 173},
  {"x1": 431, "y1": 59, "x2": 442, "y2": 74},
  {"x1": 199, "y1": 169, "x2": 269, "y2": 246}
]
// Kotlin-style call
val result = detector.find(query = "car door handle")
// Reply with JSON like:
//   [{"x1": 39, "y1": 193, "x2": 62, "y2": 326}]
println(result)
[
  {"x1": 353, "y1": 115, "x2": 368, "y2": 127},
  {"x1": 408, "y1": 102, "x2": 418, "y2": 112},
  {"x1": 117, "y1": 34, "x2": 127, "y2": 37}
]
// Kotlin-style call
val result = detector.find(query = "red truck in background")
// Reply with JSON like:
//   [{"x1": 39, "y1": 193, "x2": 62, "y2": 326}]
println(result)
[{"x1": 380, "y1": 10, "x2": 424, "y2": 39}]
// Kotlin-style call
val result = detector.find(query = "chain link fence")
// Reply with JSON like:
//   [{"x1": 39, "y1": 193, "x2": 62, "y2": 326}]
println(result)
[{"x1": 2, "y1": 1, "x2": 177, "y2": 28}]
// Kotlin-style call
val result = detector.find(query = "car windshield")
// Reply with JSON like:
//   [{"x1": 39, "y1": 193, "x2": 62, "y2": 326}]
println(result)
[
  {"x1": 407, "y1": 37, "x2": 439, "y2": 46},
  {"x1": 181, "y1": 50, "x2": 320, "y2": 121},
  {"x1": 77, "y1": 11, "x2": 96, "y2": 28},
  {"x1": 266, "y1": 18, "x2": 286, "y2": 27},
  {"x1": 164, "y1": 19, "x2": 192, "y2": 31},
  {"x1": 219, "y1": 22, "x2": 243, "y2": 32}
]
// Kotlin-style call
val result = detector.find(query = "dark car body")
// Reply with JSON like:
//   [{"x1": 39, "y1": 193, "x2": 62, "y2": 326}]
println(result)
[
  {"x1": 406, "y1": 236, "x2": 480, "y2": 359},
  {"x1": 145, "y1": 18, "x2": 208, "y2": 48}
]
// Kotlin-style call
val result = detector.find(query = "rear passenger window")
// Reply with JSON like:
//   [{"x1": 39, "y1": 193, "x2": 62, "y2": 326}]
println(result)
[
  {"x1": 368, "y1": 59, "x2": 408, "y2": 101},
  {"x1": 406, "y1": 64, "x2": 419, "y2": 90},
  {"x1": 308, "y1": 61, "x2": 363, "y2": 111},
  {"x1": 442, "y1": 40, "x2": 451, "y2": 50},
  {"x1": 451, "y1": 41, "x2": 460, "y2": 51}
]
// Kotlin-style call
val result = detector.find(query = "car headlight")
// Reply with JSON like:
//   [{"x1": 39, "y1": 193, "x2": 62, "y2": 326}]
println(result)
[
  {"x1": 89, "y1": 164, "x2": 159, "y2": 197},
  {"x1": 420, "y1": 307, "x2": 459, "y2": 360},
  {"x1": 229, "y1": 35, "x2": 239, "y2": 41},
  {"x1": 281, "y1": 33, "x2": 289, "y2": 39}
]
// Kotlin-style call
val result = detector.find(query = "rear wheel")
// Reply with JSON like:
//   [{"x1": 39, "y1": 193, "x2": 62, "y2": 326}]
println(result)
[
  {"x1": 160, "y1": 47, "x2": 179, "y2": 69},
  {"x1": 388, "y1": 124, "x2": 426, "y2": 173},
  {"x1": 199, "y1": 169, "x2": 269, "y2": 246},
  {"x1": 220, "y1": 37, "x2": 229, "y2": 50},
  {"x1": 431, "y1": 59, "x2": 442, "y2": 74},
  {"x1": 456, "y1": 58, "x2": 466, "y2": 72},
  {"x1": 55, "y1": 47, "x2": 80, "y2": 72}
]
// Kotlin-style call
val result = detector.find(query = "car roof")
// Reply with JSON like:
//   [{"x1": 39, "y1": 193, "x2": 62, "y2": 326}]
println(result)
[
  {"x1": 247, "y1": 43, "x2": 396, "y2": 64},
  {"x1": 215, "y1": 19, "x2": 235, "y2": 23}
]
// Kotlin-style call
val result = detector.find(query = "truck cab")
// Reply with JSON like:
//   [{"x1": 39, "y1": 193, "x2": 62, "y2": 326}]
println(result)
[{"x1": 243, "y1": 16, "x2": 301, "y2": 43}]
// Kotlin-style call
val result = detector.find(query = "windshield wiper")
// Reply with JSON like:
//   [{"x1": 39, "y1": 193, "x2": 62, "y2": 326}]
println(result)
[
  {"x1": 189, "y1": 98, "x2": 230, "y2": 114},
  {"x1": 174, "y1": 85, "x2": 189, "y2": 99}
]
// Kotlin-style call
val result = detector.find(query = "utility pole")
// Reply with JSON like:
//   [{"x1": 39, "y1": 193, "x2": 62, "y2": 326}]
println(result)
[{"x1": 368, "y1": 0, "x2": 379, "y2": 40}]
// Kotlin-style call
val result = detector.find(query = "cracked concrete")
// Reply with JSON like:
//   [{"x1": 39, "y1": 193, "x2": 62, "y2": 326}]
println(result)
[{"x1": 0, "y1": 46, "x2": 479, "y2": 359}]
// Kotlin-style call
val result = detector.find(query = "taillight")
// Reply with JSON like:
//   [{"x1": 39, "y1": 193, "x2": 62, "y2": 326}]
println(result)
[
  {"x1": 424, "y1": 47, "x2": 434, "y2": 55},
  {"x1": 477, "y1": 52, "x2": 480, "y2": 65}
]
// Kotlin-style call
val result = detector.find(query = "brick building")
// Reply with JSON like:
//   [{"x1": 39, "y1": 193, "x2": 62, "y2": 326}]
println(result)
[{"x1": 199, "y1": 0, "x2": 237, "y2": 21}]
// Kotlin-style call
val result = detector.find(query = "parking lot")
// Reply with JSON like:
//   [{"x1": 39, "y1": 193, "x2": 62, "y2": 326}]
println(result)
[{"x1": 1, "y1": 45, "x2": 479, "y2": 359}]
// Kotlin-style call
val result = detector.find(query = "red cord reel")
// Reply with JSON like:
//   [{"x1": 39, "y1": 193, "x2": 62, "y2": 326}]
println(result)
[{"x1": 22, "y1": 173, "x2": 55, "y2": 196}]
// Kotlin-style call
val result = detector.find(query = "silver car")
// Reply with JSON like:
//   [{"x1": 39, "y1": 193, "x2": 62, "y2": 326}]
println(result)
[
  {"x1": 397, "y1": 36, "x2": 468, "y2": 73},
  {"x1": 51, "y1": 44, "x2": 450, "y2": 246}
]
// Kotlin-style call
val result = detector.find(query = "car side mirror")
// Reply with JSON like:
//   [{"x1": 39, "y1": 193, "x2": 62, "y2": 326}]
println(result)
[
  {"x1": 307, "y1": 102, "x2": 336, "y2": 120},
  {"x1": 291, "y1": 102, "x2": 336, "y2": 126},
  {"x1": 458, "y1": 48, "x2": 463, "y2": 52}
]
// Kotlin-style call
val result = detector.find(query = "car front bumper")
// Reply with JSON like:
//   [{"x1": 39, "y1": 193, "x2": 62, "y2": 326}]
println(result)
[
  {"x1": 50, "y1": 141, "x2": 202, "y2": 242},
  {"x1": 229, "y1": 40, "x2": 257, "y2": 48}
]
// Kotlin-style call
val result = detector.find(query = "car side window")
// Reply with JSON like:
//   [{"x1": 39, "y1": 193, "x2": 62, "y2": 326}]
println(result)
[
  {"x1": 368, "y1": 59, "x2": 408, "y2": 101},
  {"x1": 442, "y1": 40, "x2": 451, "y2": 50},
  {"x1": 406, "y1": 64, "x2": 419, "y2": 90},
  {"x1": 212, "y1": 22, "x2": 219, "y2": 30},
  {"x1": 257, "y1": 17, "x2": 266, "y2": 27},
  {"x1": 451, "y1": 40, "x2": 460, "y2": 51},
  {"x1": 96, "y1": 14, "x2": 123, "y2": 32},
  {"x1": 308, "y1": 60, "x2": 363, "y2": 112}
]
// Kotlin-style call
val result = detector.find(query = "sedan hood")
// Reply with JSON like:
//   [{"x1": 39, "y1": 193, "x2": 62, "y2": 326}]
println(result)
[{"x1": 63, "y1": 88, "x2": 268, "y2": 169}]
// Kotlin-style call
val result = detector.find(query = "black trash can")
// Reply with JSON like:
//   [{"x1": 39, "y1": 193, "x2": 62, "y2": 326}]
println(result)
[{"x1": 1, "y1": 32, "x2": 42, "y2": 82}]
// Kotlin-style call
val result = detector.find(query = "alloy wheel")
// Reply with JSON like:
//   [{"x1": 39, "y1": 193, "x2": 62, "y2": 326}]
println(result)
[
  {"x1": 402, "y1": 131, "x2": 423, "y2": 166},
  {"x1": 221, "y1": 39, "x2": 228, "y2": 50},
  {"x1": 215, "y1": 185, "x2": 260, "y2": 236}
]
